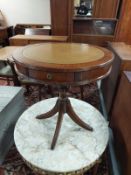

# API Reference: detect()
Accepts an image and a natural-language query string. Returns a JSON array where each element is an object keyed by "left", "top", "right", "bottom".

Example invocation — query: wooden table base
[{"left": 36, "top": 89, "right": 93, "bottom": 150}]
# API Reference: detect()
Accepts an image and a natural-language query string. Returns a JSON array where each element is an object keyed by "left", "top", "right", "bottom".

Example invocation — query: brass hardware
[{"left": 47, "top": 73, "right": 53, "bottom": 80}]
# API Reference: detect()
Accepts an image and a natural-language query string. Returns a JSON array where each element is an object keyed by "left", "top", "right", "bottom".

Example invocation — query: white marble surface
[{"left": 14, "top": 98, "right": 109, "bottom": 174}]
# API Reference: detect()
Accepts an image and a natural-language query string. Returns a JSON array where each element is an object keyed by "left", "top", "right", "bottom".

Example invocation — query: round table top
[
  {"left": 14, "top": 98, "right": 109, "bottom": 175},
  {"left": 13, "top": 43, "right": 113, "bottom": 72}
]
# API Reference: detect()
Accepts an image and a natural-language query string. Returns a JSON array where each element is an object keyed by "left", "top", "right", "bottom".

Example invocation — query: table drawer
[{"left": 29, "top": 70, "right": 74, "bottom": 84}]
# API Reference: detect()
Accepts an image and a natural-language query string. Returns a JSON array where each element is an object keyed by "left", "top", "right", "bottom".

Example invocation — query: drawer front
[
  {"left": 28, "top": 40, "right": 44, "bottom": 44},
  {"left": 29, "top": 69, "right": 75, "bottom": 84},
  {"left": 16, "top": 63, "right": 112, "bottom": 85},
  {"left": 10, "top": 39, "right": 28, "bottom": 46},
  {"left": 16, "top": 64, "right": 75, "bottom": 84}
]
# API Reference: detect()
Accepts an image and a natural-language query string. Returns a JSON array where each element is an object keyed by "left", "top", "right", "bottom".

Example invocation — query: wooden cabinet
[
  {"left": 116, "top": 0, "right": 131, "bottom": 44},
  {"left": 14, "top": 23, "right": 51, "bottom": 35},
  {"left": 9, "top": 35, "right": 68, "bottom": 46},
  {"left": 51, "top": 0, "right": 131, "bottom": 45},
  {"left": 110, "top": 71, "right": 131, "bottom": 175},
  {"left": 93, "top": 0, "right": 120, "bottom": 18},
  {"left": 70, "top": 0, "right": 122, "bottom": 46},
  {"left": 0, "top": 26, "right": 13, "bottom": 46},
  {"left": 101, "top": 42, "right": 131, "bottom": 114},
  {"left": 50, "top": 0, "right": 70, "bottom": 36}
]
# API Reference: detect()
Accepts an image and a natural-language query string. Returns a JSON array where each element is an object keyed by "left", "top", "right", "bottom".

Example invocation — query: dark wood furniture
[
  {"left": 50, "top": 0, "right": 69, "bottom": 36},
  {"left": 14, "top": 23, "right": 51, "bottom": 35},
  {"left": 50, "top": 0, "right": 131, "bottom": 45},
  {"left": 101, "top": 42, "right": 131, "bottom": 114},
  {"left": 110, "top": 71, "right": 131, "bottom": 175},
  {"left": 0, "top": 86, "right": 26, "bottom": 164},
  {"left": 116, "top": 0, "right": 131, "bottom": 44},
  {"left": 12, "top": 42, "right": 113, "bottom": 149},
  {"left": 25, "top": 28, "right": 51, "bottom": 35},
  {"left": 0, "top": 26, "right": 13, "bottom": 46},
  {"left": 50, "top": 0, "right": 122, "bottom": 46},
  {"left": 9, "top": 35, "right": 68, "bottom": 46}
]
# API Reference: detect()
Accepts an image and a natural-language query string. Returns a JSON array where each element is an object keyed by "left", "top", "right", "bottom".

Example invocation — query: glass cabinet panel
[
  {"left": 73, "top": 19, "right": 117, "bottom": 35},
  {"left": 74, "top": 0, "right": 94, "bottom": 17}
]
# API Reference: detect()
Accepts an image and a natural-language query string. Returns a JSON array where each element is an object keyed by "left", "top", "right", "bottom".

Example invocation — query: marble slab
[
  {"left": 14, "top": 98, "right": 109, "bottom": 175},
  {"left": 0, "top": 86, "right": 24, "bottom": 113},
  {"left": 0, "top": 86, "right": 26, "bottom": 164}
]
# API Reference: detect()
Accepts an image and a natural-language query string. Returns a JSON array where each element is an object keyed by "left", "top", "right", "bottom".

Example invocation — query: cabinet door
[
  {"left": 116, "top": 0, "right": 131, "bottom": 44},
  {"left": 50, "top": 0, "right": 70, "bottom": 35},
  {"left": 93, "top": 0, "right": 120, "bottom": 18}
]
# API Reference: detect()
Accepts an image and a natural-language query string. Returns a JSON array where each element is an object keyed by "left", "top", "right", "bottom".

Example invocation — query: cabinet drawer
[{"left": 10, "top": 39, "right": 28, "bottom": 46}]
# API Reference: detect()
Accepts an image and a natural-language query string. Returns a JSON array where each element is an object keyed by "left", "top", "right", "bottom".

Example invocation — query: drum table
[{"left": 13, "top": 43, "right": 113, "bottom": 149}]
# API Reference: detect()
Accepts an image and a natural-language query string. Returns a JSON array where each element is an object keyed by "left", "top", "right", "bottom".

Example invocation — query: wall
[{"left": 0, "top": 0, "right": 51, "bottom": 26}]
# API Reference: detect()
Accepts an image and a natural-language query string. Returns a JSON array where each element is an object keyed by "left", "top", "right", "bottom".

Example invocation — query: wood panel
[
  {"left": 110, "top": 71, "right": 131, "bottom": 175},
  {"left": 93, "top": 0, "right": 120, "bottom": 18},
  {"left": 116, "top": 0, "right": 131, "bottom": 44},
  {"left": 101, "top": 42, "right": 131, "bottom": 114},
  {"left": 9, "top": 35, "right": 68, "bottom": 46},
  {"left": 72, "top": 34, "right": 114, "bottom": 46},
  {"left": 50, "top": 0, "right": 70, "bottom": 36}
]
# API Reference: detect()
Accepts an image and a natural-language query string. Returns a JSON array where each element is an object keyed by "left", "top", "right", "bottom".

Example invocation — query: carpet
[{"left": 0, "top": 81, "right": 109, "bottom": 175}]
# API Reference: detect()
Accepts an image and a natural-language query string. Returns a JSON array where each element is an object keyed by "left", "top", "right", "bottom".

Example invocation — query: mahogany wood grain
[
  {"left": 110, "top": 71, "right": 131, "bottom": 175},
  {"left": 93, "top": 0, "right": 120, "bottom": 18},
  {"left": 50, "top": 0, "right": 70, "bottom": 36},
  {"left": 9, "top": 35, "right": 68, "bottom": 46},
  {"left": 12, "top": 43, "right": 114, "bottom": 85},
  {"left": 116, "top": 0, "right": 131, "bottom": 44},
  {"left": 12, "top": 42, "right": 113, "bottom": 149},
  {"left": 101, "top": 42, "right": 131, "bottom": 114},
  {"left": 72, "top": 34, "right": 114, "bottom": 46},
  {"left": 50, "top": 0, "right": 126, "bottom": 46}
]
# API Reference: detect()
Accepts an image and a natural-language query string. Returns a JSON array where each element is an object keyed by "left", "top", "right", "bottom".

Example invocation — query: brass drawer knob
[{"left": 47, "top": 73, "right": 53, "bottom": 80}]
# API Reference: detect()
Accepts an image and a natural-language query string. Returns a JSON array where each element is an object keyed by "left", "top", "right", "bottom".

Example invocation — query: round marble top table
[{"left": 14, "top": 98, "right": 109, "bottom": 175}]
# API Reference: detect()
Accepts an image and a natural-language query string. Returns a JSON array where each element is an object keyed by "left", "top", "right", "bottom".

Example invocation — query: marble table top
[{"left": 14, "top": 98, "right": 109, "bottom": 175}]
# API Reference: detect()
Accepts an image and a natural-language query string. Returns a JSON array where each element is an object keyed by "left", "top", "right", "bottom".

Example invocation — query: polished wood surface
[
  {"left": 93, "top": 0, "right": 120, "bottom": 18},
  {"left": 116, "top": 0, "right": 131, "bottom": 44},
  {"left": 50, "top": 0, "right": 70, "bottom": 36},
  {"left": 111, "top": 71, "right": 131, "bottom": 175},
  {"left": 0, "top": 46, "right": 22, "bottom": 61},
  {"left": 50, "top": 0, "right": 123, "bottom": 45},
  {"left": 50, "top": 0, "right": 131, "bottom": 45},
  {"left": 101, "top": 42, "right": 131, "bottom": 114},
  {"left": 72, "top": 34, "right": 114, "bottom": 47},
  {"left": 12, "top": 42, "right": 113, "bottom": 149},
  {"left": 13, "top": 43, "right": 114, "bottom": 85},
  {"left": 108, "top": 42, "right": 131, "bottom": 70},
  {"left": 16, "top": 43, "right": 104, "bottom": 64},
  {"left": 9, "top": 35, "right": 68, "bottom": 46}
]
